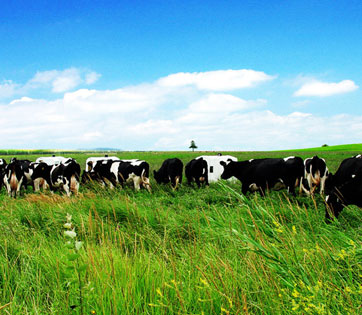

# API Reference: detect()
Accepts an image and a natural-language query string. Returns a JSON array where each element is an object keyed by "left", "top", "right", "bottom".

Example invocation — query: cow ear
[{"left": 220, "top": 161, "right": 226, "bottom": 167}]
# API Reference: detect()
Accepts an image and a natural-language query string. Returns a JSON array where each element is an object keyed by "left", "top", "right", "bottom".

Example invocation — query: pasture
[{"left": 0, "top": 150, "right": 361, "bottom": 314}]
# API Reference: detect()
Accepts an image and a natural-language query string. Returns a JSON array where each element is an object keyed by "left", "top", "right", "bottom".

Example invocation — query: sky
[{"left": 0, "top": 0, "right": 362, "bottom": 151}]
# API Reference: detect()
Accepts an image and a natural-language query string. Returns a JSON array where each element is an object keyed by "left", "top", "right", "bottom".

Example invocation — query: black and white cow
[
  {"left": 3, "top": 160, "right": 25, "bottom": 197},
  {"left": 300, "top": 156, "right": 329, "bottom": 195},
  {"left": 9, "top": 158, "right": 47, "bottom": 192},
  {"left": 87, "top": 159, "right": 151, "bottom": 192},
  {"left": 324, "top": 154, "right": 362, "bottom": 220},
  {"left": 117, "top": 159, "right": 151, "bottom": 192},
  {"left": 185, "top": 157, "right": 209, "bottom": 187},
  {"left": 153, "top": 158, "right": 183, "bottom": 189},
  {"left": 0, "top": 158, "right": 7, "bottom": 191},
  {"left": 220, "top": 156, "right": 304, "bottom": 196},
  {"left": 31, "top": 159, "right": 81, "bottom": 196}
]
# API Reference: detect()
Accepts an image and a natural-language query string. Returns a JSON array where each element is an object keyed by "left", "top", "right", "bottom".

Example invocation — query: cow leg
[
  {"left": 34, "top": 178, "right": 41, "bottom": 192},
  {"left": 133, "top": 176, "right": 141, "bottom": 191},
  {"left": 195, "top": 178, "right": 201, "bottom": 188},
  {"left": 17, "top": 178, "right": 23, "bottom": 196},
  {"left": 63, "top": 180, "right": 71, "bottom": 197},
  {"left": 320, "top": 176, "right": 327, "bottom": 195}
]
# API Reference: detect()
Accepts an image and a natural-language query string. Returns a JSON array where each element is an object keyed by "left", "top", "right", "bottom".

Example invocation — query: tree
[{"left": 189, "top": 140, "right": 198, "bottom": 152}]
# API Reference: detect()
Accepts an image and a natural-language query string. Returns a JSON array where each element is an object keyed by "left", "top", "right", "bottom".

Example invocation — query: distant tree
[
  {"left": 189, "top": 140, "right": 198, "bottom": 152},
  {"left": 322, "top": 144, "right": 329, "bottom": 147}
]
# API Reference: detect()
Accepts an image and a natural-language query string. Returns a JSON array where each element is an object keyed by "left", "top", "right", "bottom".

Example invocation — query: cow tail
[
  {"left": 312, "top": 170, "right": 321, "bottom": 185},
  {"left": 70, "top": 175, "right": 77, "bottom": 194}
]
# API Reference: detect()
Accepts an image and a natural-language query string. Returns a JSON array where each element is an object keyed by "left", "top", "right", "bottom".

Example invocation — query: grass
[{"left": 0, "top": 150, "right": 361, "bottom": 314}]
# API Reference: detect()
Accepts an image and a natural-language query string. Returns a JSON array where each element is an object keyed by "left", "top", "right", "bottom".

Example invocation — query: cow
[
  {"left": 324, "top": 154, "right": 362, "bottom": 221},
  {"left": 3, "top": 160, "right": 25, "bottom": 197},
  {"left": 153, "top": 158, "right": 183, "bottom": 189},
  {"left": 0, "top": 158, "right": 7, "bottom": 191},
  {"left": 117, "top": 159, "right": 151, "bottom": 192},
  {"left": 85, "top": 156, "right": 120, "bottom": 172},
  {"left": 87, "top": 159, "right": 151, "bottom": 192},
  {"left": 86, "top": 159, "right": 118, "bottom": 188},
  {"left": 300, "top": 156, "right": 329, "bottom": 195},
  {"left": 31, "top": 159, "right": 81, "bottom": 196},
  {"left": 185, "top": 157, "right": 209, "bottom": 187},
  {"left": 220, "top": 156, "right": 304, "bottom": 196},
  {"left": 8, "top": 158, "right": 47, "bottom": 192}
]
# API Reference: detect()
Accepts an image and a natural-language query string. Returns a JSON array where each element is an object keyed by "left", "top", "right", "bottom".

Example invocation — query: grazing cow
[
  {"left": 117, "top": 159, "right": 151, "bottom": 192},
  {"left": 87, "top": 159, "right": 118, "bottom": 188},
  {"left": 81, "top": 156, "right": 121, "bottom": 185},
  {"left": 324, "top": 155, "right": 362, "bottom": 220},
  {"left": 220, "top": 156, "right": 304, "bottom": 196},
  {"left": 85, "top": 156, "right": 120, "bottom": 172},
  {"left": 31, "top": 159, "right": 81, "bottom": 196},
  {"left": 153, "top": 158, "right": 183, "bottom": 189},
  {"left": 185, "top": 157, "right": 209, "bottom": 187},
  {"left": 0, "top": 158, "right": 7, "bottom": 191},
  {"left": 87, "top": 159, "right": 151, "bottom": 192},
  {"left": 3, "top": 160, "right": 25, "bottom": 197},
  {"left": 300, "top": 156, "right": 329, "bottom": 195},
  {"left": 9, "top": 158, "right": 46, "bottom": 191}
]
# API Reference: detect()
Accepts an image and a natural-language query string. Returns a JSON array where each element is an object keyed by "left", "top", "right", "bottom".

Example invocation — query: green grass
[
  {"left": 283, "top": 143, "right": 362, "bottom": 152},
  {"left": 0, "top": 151, "right": 361, "bottom": 314}
]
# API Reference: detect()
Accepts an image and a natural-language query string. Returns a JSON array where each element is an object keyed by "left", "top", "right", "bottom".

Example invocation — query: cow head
[
  {"left": 325, "top": 193, "right": 344, "bottom": 221},
  {"left": 153, "top": 170, "right": 161, "bottom": 184},
  {"left": 220, "top": 160, "right": 235, "bottom": 180}
]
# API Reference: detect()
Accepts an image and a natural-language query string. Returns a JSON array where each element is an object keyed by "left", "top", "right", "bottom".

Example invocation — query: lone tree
[{"left": 189, "top": 140, "right": 198, "bottom": 152}]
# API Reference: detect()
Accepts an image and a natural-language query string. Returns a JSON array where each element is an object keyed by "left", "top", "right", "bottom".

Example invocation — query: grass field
[{"left": 0, "top": 150, "right": 361, "bottom": 314}]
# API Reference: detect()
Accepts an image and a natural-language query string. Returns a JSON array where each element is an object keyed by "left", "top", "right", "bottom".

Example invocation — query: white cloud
[
  {"left": 0, "top": 80, "right": 19, "bottom": 98},
  {"left": 294, "top": 79, "right": 358, "bottom": 97},
  {"left": 0, "top": 68, "right": 101, "bottom": 100},
  {"left": 28, "top": 68, "right": 100, "bottom": 93},
  {"left": 1, "top": 69, "right": 361, "bottom": 150},
  {"left": 157, "top": 69, "right": 275, "bottom": 91},
  {"left": 85, "top": 72, "right": 101, "bottom": 85}
]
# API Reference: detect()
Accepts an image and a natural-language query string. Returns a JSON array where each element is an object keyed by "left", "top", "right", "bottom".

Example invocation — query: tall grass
[
  {"left": 0, "top": 177, "right": 361, "bottom": 314},
  {"left": 0, "top": 150, "right": 361, "bottom": 313}
]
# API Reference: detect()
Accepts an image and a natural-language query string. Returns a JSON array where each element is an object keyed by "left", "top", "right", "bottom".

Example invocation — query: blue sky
[{"left": 1, "top": 0, "right": 361, "bottom": 150}]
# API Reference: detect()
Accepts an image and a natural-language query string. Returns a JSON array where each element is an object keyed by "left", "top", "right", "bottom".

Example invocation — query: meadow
[{"left": 0, "top": 149, "right": 361, "bottom": 314}]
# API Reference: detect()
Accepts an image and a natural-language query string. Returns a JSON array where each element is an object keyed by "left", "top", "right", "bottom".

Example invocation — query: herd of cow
[{"left": 1, "top": 153, "right": 362, "bottom": 221}]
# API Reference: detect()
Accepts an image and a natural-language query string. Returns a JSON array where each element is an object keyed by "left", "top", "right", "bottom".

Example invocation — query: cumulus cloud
[
  {"left": 1, "top": 68, "right": 360, "bottom": 150},
  {"left": 0, "top": 80, "right": 19, "bottom": 98},
  {"left": 294, "top": 79, "right": 358, "bottom": 97},
  {"left": 157, "top": 69, "right": 275, "bottom": 91},
  {"left": 27, "top": 68, "right": 101, "bottom": 93},
  {"left": 0, "top": 68, "right": 101, "bottom": 100}
]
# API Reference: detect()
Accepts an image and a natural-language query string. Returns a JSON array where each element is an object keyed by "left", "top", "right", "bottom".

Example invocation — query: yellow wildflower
[
  {"left": 200, "top": 278, "right": 209, "bottom": 286},
  {"left": 156, "top": 288, "right": 163, "bottom": 297}
]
